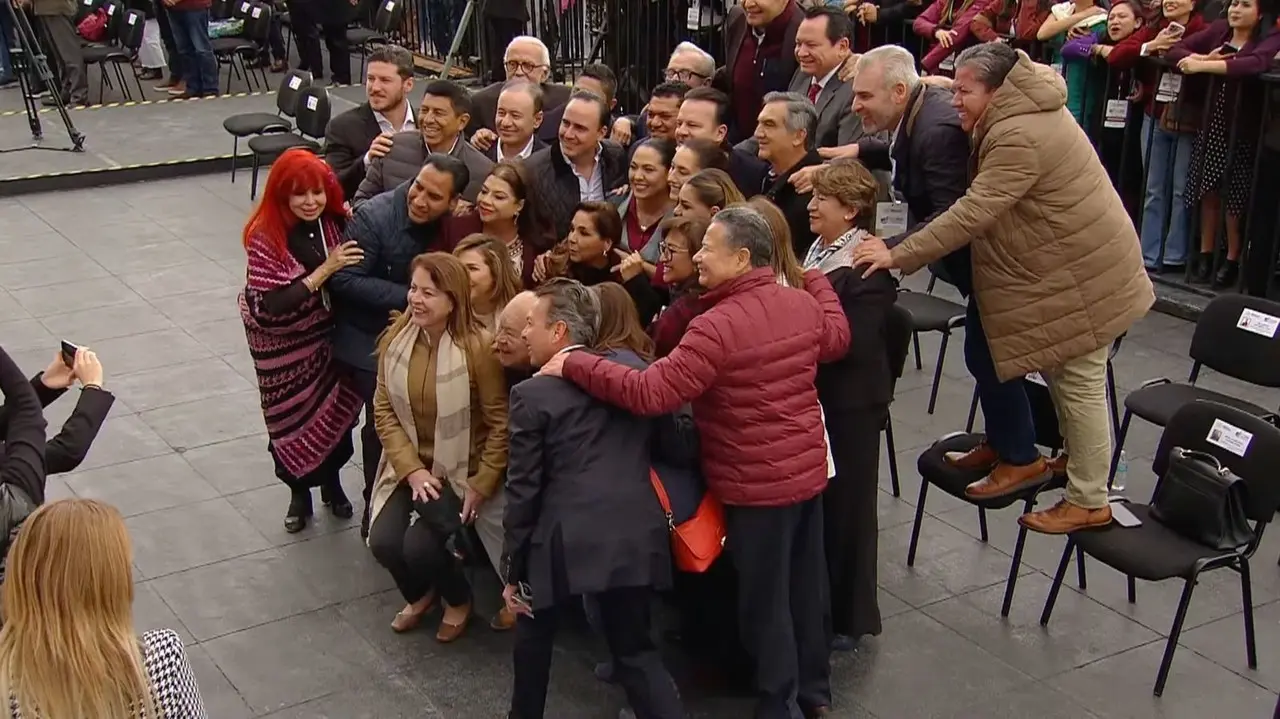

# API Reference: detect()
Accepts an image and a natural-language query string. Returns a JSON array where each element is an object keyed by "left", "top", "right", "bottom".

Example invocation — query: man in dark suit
[
  {"left": 530, "top": 63, "right": 617, "bottom": 146},
  {"left": 758, "top": 92, "right": 825, "bottom": 257},
  {"left": 328, "top": 155, "right": 470, "bottom": 537},
  {"left": 501, "top": 278, "right": 683, "bottom": 719},
  {"left": 479, "top": 80, "right": 548, "bottom": 163},
  {"left": 719, "top": 0, "right": 803, "bottom": 143},
  {"left": 324, "top": 45, "right": 417, "bottom": 200},
  {"left": 675, "top": 87, "right": 770, "bottom": 198},
  {"left": 848, "top": 45, "right": 1044, "bottom": 498},
  {"left": 466, "top": 36, "right": 572, "bottom": 138}
]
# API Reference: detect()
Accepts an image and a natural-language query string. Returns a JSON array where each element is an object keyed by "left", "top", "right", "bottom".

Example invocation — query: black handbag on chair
[{"left": 1149, "top": 447, "right": 1254, "bottom": 551}]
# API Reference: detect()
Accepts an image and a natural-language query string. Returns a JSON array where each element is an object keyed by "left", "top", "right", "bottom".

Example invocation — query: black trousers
[
  {"left": 34, "top": 14, "right": 86, "bottom": 101},
  {"left": 368, "top": 481, "right": 471, "bottom": 606},
  {"left": 823, "top": 406, "right": 886, "bottom": 640},
  {"left": 347, "top": 366, "right": 382, "bottom": 507},
  {"left": 480, "top": 15, "right": 523, "bottom": 82},
  {"left": 510, "top": 587, "right": 683, "bottom": 719},
  {"left": 154, "top": 1, "right": 182, "bottom": 80},
  {"left": 285, "top": 0, "right": 350, "bottom": 83},
  {"left": 726, "top": 497, "right": 831, "bottom": 719}
]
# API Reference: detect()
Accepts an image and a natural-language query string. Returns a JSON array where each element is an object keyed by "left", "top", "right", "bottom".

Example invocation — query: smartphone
[
  {"left": 1167, "top": 21, "right": 1185, "bottom": 36},
  {"left": 60, "top": 340, "right": 80, "bottom": 367}
]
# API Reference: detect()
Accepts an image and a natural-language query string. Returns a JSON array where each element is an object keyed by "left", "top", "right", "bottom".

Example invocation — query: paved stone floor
[{"left": 1, "top": 175, "right": 1279, "bottom": 718}]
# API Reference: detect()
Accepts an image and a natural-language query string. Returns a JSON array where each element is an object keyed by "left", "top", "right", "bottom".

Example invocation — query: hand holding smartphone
[{"left": 60, "top": 340, "right": 80, "bottom": 368}]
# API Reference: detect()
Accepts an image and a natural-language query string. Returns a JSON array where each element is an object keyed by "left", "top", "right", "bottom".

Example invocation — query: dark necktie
[{"left": 807, "top": 81, "right": 821, "bottom": 105}]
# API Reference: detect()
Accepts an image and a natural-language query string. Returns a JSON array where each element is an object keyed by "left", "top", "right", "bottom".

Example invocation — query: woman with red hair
[{"left": 239, "top": 148, "right": 366, "bottom": 533}]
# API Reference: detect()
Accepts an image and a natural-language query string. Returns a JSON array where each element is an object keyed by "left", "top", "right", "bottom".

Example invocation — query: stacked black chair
[
  {"left": 223, "top": 69, "right": 313, "bottom": 183},
  {"left": 1040, "top": 401, "right": 1280, "bottom": 696},
  {"left": 908, "top": 375, "right": 1084, "bottom": 617},
  {"left": 247, "top": 84, "right": 331, "bottom": 199},
  {"left": 83, "top": 7, "right": 145, "bottom": 103},
  {"left": 346, "top": 0, "right": 406, "bottom": 80},
  {"left": 883, "top": 302, "right": 914, "bottom": 498},
  {"left": 1108, "top": 295, "right": 1280, "bottom": 487},
  {"left": 212, "top": 1, "right": 272, "bottom": 94},
  {"left": 894, "top": 271, "right": 966, "bottom": 415}
]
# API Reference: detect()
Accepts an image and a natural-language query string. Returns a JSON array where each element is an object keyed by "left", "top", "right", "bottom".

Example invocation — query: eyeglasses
[
  {"left": 505, "top": 60, "right": 548, "bottom": 75},
  {"left": 658, "top": 243, "right": 689, "bottom": 259},
  {"left": 665, "top": 68, "right": 708, "bottom": 83}
]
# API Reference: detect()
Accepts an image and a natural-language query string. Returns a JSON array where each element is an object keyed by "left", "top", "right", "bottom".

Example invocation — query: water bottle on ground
[{"left": 1112, "top": 451, "right": 1128, "bottom": 493}]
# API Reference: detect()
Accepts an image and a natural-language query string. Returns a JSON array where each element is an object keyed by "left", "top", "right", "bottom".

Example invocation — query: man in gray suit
[
  {"left": 737, "top": 6, "right": 868, "bottom": 155},
  {"left": 352, "top": 79, "right": 493, "bottom": 207}
]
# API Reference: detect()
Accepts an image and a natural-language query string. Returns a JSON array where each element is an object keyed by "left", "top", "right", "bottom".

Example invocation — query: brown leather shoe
[
  {"left": 944, "top": 441, "right": 998, "bottom": 471},
  {"left": 391, "top": 609, "right": 426, "bottom": 633},
  {"left": 436, "top": 604, "right": 472, "bottom": 643},
  {"left": 964, "top": 458, "right": 1050, "bottom": 500},
  {"left": 1018, "top": 499, "right": 1112, "bottom": 535},
  {"left": 489, "top": 606, "right": 516, "bottom": 631},
  {"left": 1047, "top": 454, "right": 1068, "bottom": 477}
]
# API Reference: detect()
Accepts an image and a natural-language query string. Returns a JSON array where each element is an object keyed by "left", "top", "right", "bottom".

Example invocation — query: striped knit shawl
[{"left": 239, "top": 218, "right": 362, "bottom": 478}]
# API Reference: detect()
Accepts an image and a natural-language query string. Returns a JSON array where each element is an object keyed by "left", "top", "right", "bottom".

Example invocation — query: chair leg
[
  {"left": 224, "top": 58, "right": 234, "bottom": 95},
  {"left": 977, "top": 507, "right": 989, "bottom": 543},
  {"left": 1039, "top": 538, "right": 1074, "bottom": 626},
  {"left": 1154, "top": 578, "right": 1197, "bottom": 697},
  {"left": 231, "top": 137, "right": 239, "bottom": 183},
  {"left": 912, "top": 330, "right": 922, "bottom": 371},
  {"left": 97, "top": 64, "right": 106, "bottom": 104},
  {"left": 927, "top": 330, "right": 950, "bottom": 414},
  {"left": 132, "top": 63, "right": 146, "bottom": 98},
  {"left": 965, "top": 385, "right": 979, "bottom": 433},
  {"left": 1106, "top": 363, "right": 1121, "bottom": 440},
  {"left": 885, "top": 414, "right": 900, "bottom": 498},
  {"left": 114, "top": 64, "right": 131, "bottom": 100},
  {"left": 1241, "top": 557, "right": 1258, "bottom": 670},
  {"left": 250, "top": 153, "right": 261, "bottom": 200},
  {"left": 1127, "top": 575, "right": 1136, "bottom": 603},
  {"left": 1075, "top": 545, "right": 1087, "bottom": 590},
  {"left": 1000, "top": 498, "right": 1036, "bottom": 617},
  {"left": 1107, "top": 409, "right": 1134, "bottom": 489},
  {"left": 906, "top": 478, "right": 929, "bottom": 567}
]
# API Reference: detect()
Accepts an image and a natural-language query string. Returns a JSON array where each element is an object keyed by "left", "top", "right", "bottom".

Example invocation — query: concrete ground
[{"left": 0, "top": 176, "right": 1277, "bottom": 718}]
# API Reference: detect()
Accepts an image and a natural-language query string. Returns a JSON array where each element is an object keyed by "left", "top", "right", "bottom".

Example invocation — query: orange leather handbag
[{"left": 649, "top": 468, "right": 726, "bottom": 573}]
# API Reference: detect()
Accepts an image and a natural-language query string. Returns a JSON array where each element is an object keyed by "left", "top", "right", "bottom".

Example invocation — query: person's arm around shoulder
[
  {"left": 891, "top": 123, "right": 1039, "bottom": 273},
  {"left": 468, "top": 344, "right": 509, "bottom": 499},
  {"left": 500, "top": 383, "right": 547, "bottom": 586},
  {"left": 0, "top": 346, "right": 46, "bottom": 506},
  {"left": 327, "top": 209, "right": 408, "bottom": 311},
  {"left": 886, "top": 118, "right": 971, "bottom": 249},
  {"left": 802, "top": 269, "right": 852, "bottom": 362},
  {"left": 45, "top": 350, "right": 114, "bottom": 475},
  {"left": 143, "top": 628, "right": 209, "bottom": 719}
]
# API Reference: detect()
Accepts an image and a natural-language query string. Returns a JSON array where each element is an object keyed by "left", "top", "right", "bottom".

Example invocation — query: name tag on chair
[
  {"left": 875, "top": 201, "right": 908, "bottom": 237},
  {"left": 1237, "top": 308, "right": 1279, "bottom": 338}
]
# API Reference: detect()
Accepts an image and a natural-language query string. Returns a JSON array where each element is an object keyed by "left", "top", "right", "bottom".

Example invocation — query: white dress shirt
[{"left": 363, "top": 105, "right": 416, "bottom": 166}]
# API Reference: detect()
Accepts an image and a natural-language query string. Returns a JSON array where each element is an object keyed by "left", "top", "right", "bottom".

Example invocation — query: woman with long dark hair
[
  {"left": 614, "top": 138, "right": 678, "bottom": 280},
  {"left": 239, "top": 148, "right": 364, "bottom": 533},
  {"left": 447, "top": 161, "right": 556, "bottom": 288},
  {"left": 553, "top": 202, "right": 665, "bottom": 326}
]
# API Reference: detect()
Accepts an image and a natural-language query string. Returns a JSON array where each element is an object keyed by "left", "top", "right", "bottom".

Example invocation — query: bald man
[{"left": 493, "top": 291, "right": 539, "bottom": 385}]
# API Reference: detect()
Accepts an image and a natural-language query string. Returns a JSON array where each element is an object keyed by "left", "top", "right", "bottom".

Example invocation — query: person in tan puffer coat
[{"left": 854, "top": 43, "right": 1154, "bottom": 535}]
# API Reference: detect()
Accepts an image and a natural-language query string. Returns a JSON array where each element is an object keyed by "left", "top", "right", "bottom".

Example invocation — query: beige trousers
[
  {"left": 1042, "top": 345, "right": 1112, "bottom": 509},
  {"left": 473, "top": 489, "right": 507, "bottom": 575}
]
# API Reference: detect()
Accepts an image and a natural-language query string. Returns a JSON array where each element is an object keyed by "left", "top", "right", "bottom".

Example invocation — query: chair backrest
[
  {"left": 1152, "top": 401, "right": 1280, "bottom": 523},
  {"left": 243, "top": 2, "right": 273, "bottom": 42},
  {"left": 885, "top": 302, "right": 913, "bottom": 388},
  {"left": 294, "top": 86, "right": 333, "bottom": 138},
  {"left": 101, "top": 0, "right": 124, "bottom": 42},
  {"left": 373, "top": 0, "right": 405, "bottom": 32},
  {"left": 1189, "top": 294, "right": 1280, "bottom": 388},
  {"left": 74, "top": 0, "right": 104, "bottom": 23},
  {"left": 276, "top": 70, "right": 313, "bottom": 117},
  {"left": 231, "top": 0, "right": 253, "bottom": 19},
  {"left": 117, "top": 9, "right": 145, "bottom": 52},
  {"left": 211, "top": 0, "right": 233, "bottom": 20}
]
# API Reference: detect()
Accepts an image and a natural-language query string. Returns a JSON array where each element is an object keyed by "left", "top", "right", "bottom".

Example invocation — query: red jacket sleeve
[
  {"left": 1105, "top": 25, "right": 1156, "bottom": 70},
  {"left": 803, "top": 270, "right": 852, "bottom": 363},
  {"left": 913, "top": 0, "right": 942, "bottom": 37},
  {"left": 950, "top": 0, "right": 996, "bottom": 47},
  {"left": 562, "top": 319, "right": 726, "bottom": 416}
]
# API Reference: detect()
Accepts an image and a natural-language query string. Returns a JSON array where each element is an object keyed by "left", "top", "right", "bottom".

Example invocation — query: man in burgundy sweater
[
  {"left": 719, "top": 0, "right": 804, "bottom": 143},
  {"left": 540, "top": 205, "right": 850, "bottom": 719}
]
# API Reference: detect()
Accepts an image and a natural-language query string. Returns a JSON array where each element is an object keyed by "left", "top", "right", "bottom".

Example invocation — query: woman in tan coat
[
  {"left": 368, "top": 252, "right": 509, "bottom": 641},
  {"left": 854, "top": 43, "right": 1153, "bottom": 535}
]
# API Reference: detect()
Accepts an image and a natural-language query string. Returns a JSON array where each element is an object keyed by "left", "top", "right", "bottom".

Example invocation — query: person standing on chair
[
  {"left": 18, "top": 0, "right": 87, "bottom": 106},
  {"left": 162, "top": 0, "right": 217, "bottom": 98},
  {"left": 852, "top": 43, "right": 1154, "bottom": 535}
]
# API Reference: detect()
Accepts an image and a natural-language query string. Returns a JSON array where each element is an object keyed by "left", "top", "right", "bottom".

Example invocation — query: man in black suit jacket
[
  {"left": 757, "top": 92, "right": 825, "bottom": 257},
  {"left": 465, "top": 36, "right": 572, "bottom": 138},
  {"left": 323, "top": 46, "right": 417, "bottom": 200},
  {"left": 501, "top": 279, "right": 684, "bottom": 719}
]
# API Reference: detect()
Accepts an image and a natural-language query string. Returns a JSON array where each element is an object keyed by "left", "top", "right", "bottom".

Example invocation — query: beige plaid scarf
[{"left": 367, "top": 319, "right": 473, "bottom": 536}]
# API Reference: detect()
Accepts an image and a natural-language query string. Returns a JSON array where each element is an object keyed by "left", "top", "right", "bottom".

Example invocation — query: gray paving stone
[
  {"left": 10, "top": 275, "right": 142, "bottom": 317},
  {"left": 125, "top": 497, "right": 272, "bottom": 578},
  {"left": 65, "top": 453, "right": 220, "bottom": 517},
  {"left": 179, "top": 434, "right": 277, "bottom": 496},
  {"left": 110, "top": 356, "right": 253, "bottom": 412},
  {"left": 0, "top": 254, "right": 111, "bottom": 291},
  {"left": 90, "top": 327, "right": 214, "bottom": 378},
  {"left": 39, "top": 300, "right": 177, "bottom": 344},
  {"left": 138, "top": 390, "right": 265, "bottom": 451}
]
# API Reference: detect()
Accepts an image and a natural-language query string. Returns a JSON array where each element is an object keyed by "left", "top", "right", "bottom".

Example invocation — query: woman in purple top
[{"left": 1168, "top": 0, "right": 1280, "bottom": 288}]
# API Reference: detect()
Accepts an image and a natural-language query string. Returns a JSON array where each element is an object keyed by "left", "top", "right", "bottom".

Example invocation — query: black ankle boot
[
  {"left": 284, "top": 488, "right": 314, "bottom": 533},
  {"left": 321, "top": 480, "right": 354, "bottom": 519},
  {"left": 1213, "top": 259, "right": 1239, "bottom": 289},
  {"left": 1191, "top": 252, "right": 1214, "bottom": 284}
]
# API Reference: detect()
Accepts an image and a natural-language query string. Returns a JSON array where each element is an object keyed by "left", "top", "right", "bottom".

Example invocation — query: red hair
[{"left": 241, "top": 148, "right": 346, "bottom": 255}]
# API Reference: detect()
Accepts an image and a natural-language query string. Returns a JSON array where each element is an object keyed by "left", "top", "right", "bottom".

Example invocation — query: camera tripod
[{"left": 0, "top": 0, "right": 86, "bottom": 154}]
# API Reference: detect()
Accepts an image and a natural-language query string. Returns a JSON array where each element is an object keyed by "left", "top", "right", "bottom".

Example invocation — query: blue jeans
[
  {"left": 964, "top": 300, "right": 1039, "bottom": 466},
  {"left": 1139, "top": 114, "right": 1193, "bottom": 268},
  {"left": 0, "top": 8, "right": 14, "bottom": 84},
  {"left": 169, "top": 8, "right": 216, "bottom": 94}
]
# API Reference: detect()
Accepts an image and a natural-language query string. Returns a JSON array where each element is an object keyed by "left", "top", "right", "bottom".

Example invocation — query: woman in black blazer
[
  {"left": 0, "top": 350, "right": 114, "bottom": 475},
  {"left": 804, "top": 161, "right": 897, "bottom": 650}
]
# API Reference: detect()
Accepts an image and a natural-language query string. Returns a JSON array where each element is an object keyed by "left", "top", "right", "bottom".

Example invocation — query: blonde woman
[
  {"left": 369, "top": 252, "right": 510, "bottom": 640},
  {"left": 0, "top": 499, "right": 206, "bottom": 718},
  {"left": 453, "top": 233, "right": 523, "bottom": 331},
  {"left": 744, "top": 196, "right": 805, "bottom": 288}
]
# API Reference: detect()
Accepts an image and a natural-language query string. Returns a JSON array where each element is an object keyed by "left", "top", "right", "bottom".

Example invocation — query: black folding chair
[
  {"left": 83, "top": 7, "right": 144, "bottom": 103},
  {"left": 1040, "top": 401, "right": 1280, "bottom": 696},
  {"left": 248, "top": 85, "right": 331, "bottom": 199},
  {"left": 894, "top": 271, "right": 966, "bottom": 415},
  {"left": 1109, "top": 295, "right": 1280, "bottom": 487},
  {"left": 346, "top": 0, "right": 406, "bottom": 80},
  {"left": 223, "top": 69, "right": 313, "bottom": 182},
  {"left": 883, "top": 302, "right": 913, "bottom": 497},
  {"left": 212, "top": 0, "right": 272, "bottom": 93},
  {"left": 908, "top": 375, "right": 1084, "bottom": 617}
]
